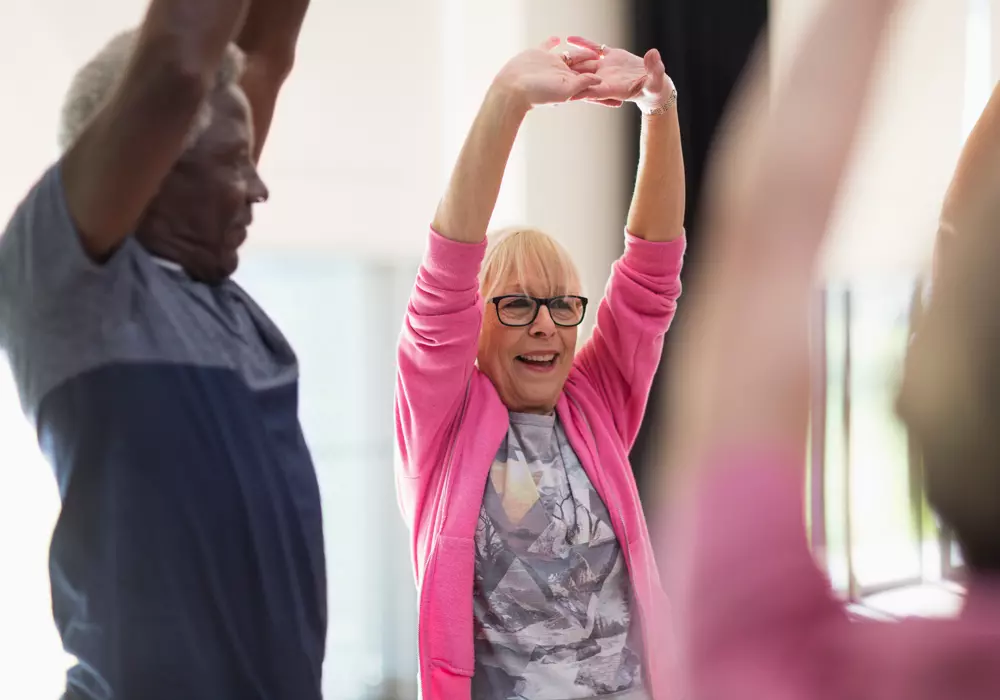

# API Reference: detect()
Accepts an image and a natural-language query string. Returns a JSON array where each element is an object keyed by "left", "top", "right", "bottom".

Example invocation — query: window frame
[{"left": 810, "top": 281, "right": 966, "bottom": 610}]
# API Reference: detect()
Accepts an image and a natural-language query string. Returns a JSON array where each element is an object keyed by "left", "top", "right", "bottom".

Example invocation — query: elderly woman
[{"left": 395, "top": 36, "right": 685, "bottom": 700}]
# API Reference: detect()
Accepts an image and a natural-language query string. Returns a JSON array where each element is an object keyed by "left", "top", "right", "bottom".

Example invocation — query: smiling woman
[
  {"left": 477, "top": 227, "right": 586, "bottom": 414},
  {"left": 394, "top": 35, "right": 686, "bottom": 700}
]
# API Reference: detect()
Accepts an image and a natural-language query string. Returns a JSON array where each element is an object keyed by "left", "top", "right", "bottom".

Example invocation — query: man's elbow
[
  {"left": 266, "top": 48, "right": 297, "bottom": 82},
  {"left": 131, "top": 32, "right": 219, "bottom": 107},
  {"left": 248, "top": 49, "right": 297, "bottom": 88}
]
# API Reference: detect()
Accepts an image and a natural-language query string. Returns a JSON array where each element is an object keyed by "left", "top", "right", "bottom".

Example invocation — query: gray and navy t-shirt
[
  {"left": 0, "top": 165, "right": 326, "bottom": 700},
  {"left": 472, "top": 412, "right": 647, "bottom": 700}
]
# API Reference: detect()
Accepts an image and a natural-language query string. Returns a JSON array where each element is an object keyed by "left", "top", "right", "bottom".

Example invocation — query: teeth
[{"left": 521, "top": 354, "right": 556, "bottom": 362}]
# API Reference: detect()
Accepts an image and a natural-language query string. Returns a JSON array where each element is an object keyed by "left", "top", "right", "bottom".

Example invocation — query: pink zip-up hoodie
[{"left": 395, "top": 228, "right": 686, "bottom": 699}]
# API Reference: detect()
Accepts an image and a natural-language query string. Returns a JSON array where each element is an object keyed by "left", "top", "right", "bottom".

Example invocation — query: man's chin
[
  {"left": 218, "top": 250, "right": 240, "bottom": 279},
  {"left": 187, "top": 253, "right": 238, "bottom": 285},
  {"left": 228, "top": 225, "right": 249, "bottom": 247}
]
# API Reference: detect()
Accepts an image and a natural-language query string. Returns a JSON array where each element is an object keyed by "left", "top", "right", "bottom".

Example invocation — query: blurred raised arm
[
  {"left": 933, "top": 81, "right": 1000, "bottom": 282},
  {"left": 659, "top": 0, "right": 900, "bottom": 697},
  {"left": 668, "top": 0, "right": 898, "bottom": 459},
  {"left": 941, "top": 81, "right": 1000, "bottom": 234}
]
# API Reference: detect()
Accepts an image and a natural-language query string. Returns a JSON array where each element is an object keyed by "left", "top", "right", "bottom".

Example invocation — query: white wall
[{"left": 770, "top": 0, "right": 969, "bottom": 281}]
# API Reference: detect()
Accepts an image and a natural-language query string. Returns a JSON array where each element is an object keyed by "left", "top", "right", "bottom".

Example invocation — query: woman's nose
[{"left": 529, "top": 306, "right": 557, "bottom": 336}]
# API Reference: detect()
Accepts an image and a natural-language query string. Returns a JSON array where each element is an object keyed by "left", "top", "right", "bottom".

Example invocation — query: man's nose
[{"left": 247, "top": 167, "right": 269, "bottom": 204}]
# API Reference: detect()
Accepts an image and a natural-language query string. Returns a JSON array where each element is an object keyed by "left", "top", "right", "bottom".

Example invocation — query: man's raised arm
[
  {"left": 235, "top": 0, "right": 310, "bottom": 163},
  {"left": 61, "top": 0, "right": 249, "bottom": 261}
]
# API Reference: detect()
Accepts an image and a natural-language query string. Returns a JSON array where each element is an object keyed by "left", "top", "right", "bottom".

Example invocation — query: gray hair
[{"left": 58, "top": 29, "right": 246, "bottom": 152}]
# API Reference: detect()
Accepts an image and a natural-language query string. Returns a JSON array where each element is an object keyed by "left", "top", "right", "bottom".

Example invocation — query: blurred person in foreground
[
  {"left": 658, "top": 0, "right": 1000, "bottom": 697},
  {"left": 395, "top": 36, "right": 685, "bottom": 700},
  {"left": 0, "top": 1, "right": 327, "bottom": 698}
]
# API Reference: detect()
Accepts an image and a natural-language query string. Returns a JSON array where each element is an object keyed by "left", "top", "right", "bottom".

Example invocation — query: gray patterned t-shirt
[{"left": 472, "top": 412, "right": 645, "bottom": 700}]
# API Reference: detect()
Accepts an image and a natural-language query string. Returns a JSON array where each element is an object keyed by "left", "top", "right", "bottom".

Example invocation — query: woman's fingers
[
  {"left": 560, "top": 46, "right": 600, "bottom": 69},
  {"left": 539, "top": 36, "right": 561, "bottom": 51},
  {"left": 566, "top": 35, "right": 603, "bottom": 54},
  {"left": 570, "top": 58, "right": 601, "bottom": 74}
]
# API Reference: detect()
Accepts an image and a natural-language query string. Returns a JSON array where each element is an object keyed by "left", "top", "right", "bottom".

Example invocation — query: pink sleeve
[
  {"left": 395, "top": 229, "right": 486, "bottom": 480},
  {"left": 573, "top": 231, "right": 685, "bottom": 447},
  {"left": 667, "top": 449, "right": 848, "bottom": 699}
]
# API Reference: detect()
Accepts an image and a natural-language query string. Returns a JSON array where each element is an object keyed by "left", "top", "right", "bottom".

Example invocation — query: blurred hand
[
  {"left": 493, "top": 37, "right": 603, "bottom": 109},
  {"left": 566, "top": 36, "right": 674, "bottom": 110}
]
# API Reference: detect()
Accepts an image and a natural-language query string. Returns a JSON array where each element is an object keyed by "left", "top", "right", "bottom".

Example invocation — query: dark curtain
[{"left": 627, "top": 0, "right": 768, "bottom": 501}]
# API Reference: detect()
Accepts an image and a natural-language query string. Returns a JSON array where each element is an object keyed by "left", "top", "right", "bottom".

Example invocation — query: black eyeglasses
[{"left": 489, "top": 294, "right": 589, "bottom": 328}]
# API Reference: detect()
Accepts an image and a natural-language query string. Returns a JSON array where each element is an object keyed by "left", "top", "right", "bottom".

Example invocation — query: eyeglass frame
[{"left": 488, "top": 294, "right": 589, "bottom": 328}]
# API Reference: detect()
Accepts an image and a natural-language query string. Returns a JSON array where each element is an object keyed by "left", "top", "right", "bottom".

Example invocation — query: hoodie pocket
[{"left": 425, "top": 535, "right": 476, "bottom": 677}]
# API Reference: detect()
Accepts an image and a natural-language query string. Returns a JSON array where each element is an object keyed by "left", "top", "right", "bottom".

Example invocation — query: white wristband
[{"left": 640, "top": 88, "right": 678, "bottom": 116}]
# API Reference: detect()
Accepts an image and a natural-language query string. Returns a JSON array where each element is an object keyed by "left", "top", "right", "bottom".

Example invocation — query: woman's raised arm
[
  {"left": 433, "top": 38, "right": 602, "bottom": 243},
  {"left": 568, "top": 40, "right": 687, "bottom": 445},
  {"left": 395, "top": 40, "right": 603, "bottom": 486}
]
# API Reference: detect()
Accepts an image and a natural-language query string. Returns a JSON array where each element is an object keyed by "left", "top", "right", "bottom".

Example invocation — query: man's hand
[
  {"left": 565, "top": 36, "right": 674, "bottom": 111},
  {"left": 492, "top": 37, "right": 604, "bottom": 112}
]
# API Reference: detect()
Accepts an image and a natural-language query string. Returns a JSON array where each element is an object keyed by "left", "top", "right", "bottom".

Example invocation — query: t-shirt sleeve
[
  {"left": 0, "top": 162, "right": 141, "bottom": 346},
  {"left": 0, "top": 162, "right": 143, "bottom": 413}
]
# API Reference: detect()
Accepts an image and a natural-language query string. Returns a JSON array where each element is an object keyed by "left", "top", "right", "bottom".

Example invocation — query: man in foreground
[{"left": 0, "top": 1, "right": 324, "bottom": 698}]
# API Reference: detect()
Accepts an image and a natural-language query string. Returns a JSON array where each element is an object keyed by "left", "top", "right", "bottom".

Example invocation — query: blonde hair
[{"left": 480, "top": 227, "right": 582, "bottom": 301}]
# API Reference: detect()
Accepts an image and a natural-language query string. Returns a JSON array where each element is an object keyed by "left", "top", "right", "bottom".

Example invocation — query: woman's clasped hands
[{"left": 492, "top": 35, "right": 675, "bottom": 113}]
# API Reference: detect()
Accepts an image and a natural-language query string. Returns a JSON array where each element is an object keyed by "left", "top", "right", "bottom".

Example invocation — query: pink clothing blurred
[
  {"left": 672, "top": 451, "right": 1000, "bottom": 700},
  {"left": 395, "top": 228, "right": 686, "bottom": 699}
]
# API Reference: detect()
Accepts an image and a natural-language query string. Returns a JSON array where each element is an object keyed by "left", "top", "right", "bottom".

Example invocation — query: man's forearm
[
  {"left": 236, "top": 0, "right": 310, "bottom": 68},
  {"left": 626, "top": 107, "right": 686, "bottom": 242},
  {"left": 235, "top": 0, "right": 310, "bottom": 161}
]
